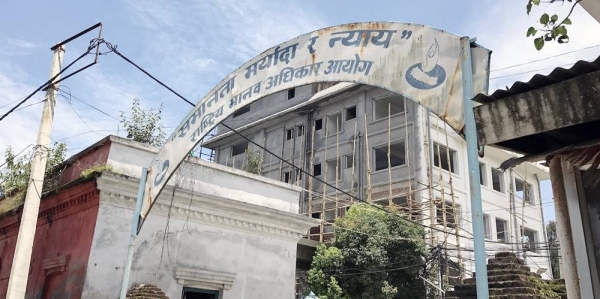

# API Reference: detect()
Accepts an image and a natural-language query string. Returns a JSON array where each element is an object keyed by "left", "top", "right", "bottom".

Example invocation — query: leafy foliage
[
  {"left": 80, "top": 163, "right": 115, "bottom": 178},
  {"left": 546, "top": 221, "right": 561, "bottom": 278},
  {"left": 0, "top": 143, "right": 67, "bottom": 199},
  {"left": 120, "top": 98, "right": 166, "bottom": 147},
  {"left": 526, "top": 0, "right": 579, "bottom": 50},
  {"left": 242, "top": 149, "right": 264, "bottom": 175},
  {"left": 308, "top": 204, "right": 428, "bottom": 299}
]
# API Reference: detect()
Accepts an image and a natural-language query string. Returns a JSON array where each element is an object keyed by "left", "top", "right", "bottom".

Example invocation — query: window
[
  {"left": 436, "top": 201, "right": 459, "bottom": 228},
  {"left": 326, "top": 112, "right": 342, "bottom": 134},
  {"left": 373, "top": 94, "right": 405, "bottom": 120},
  {"left": 232, "top": 105, "right": 250, "bottom": 117},
  {"left": 392, "top": 196, "right": 407, "bottom": 207},
  {"left": 523, "top": 228, "right": 538, "bottom": 253},
  {"left": 344, "top": 154, "right": 354, "bottom": 169},
  {"left": 496, "top": 218, "right": 508, "bottom": 243},
  {"left": 283, "top": 171, "right": 291, "bottom": 183},
  {"left": 314, "top": 118, "right": 323, "bottom": 131},
  {"left": 326, "top": 158, "right": 342, "bottom": 181},
  {"left": 483, "top": 214, "right": 491, "bottom": 239},
  {"left": 313, "top": 163, "right": 322, "bottom": 176},
  {"left": 288, "top": 88, "right": 296, "bottom": 99},
  {"left": 515, "top": 179, "right": 534, "bottom": 204},
  {"left": 433, "top": 142, "right": 457, "bottom": 173},
  {"left": 231, "top": 141, "right": 248, "bottom": 156},
  {"left": 491, "top": 168, "right": 504, "bottom": 193},
  {"left": 346, "top": 106, "right": 357, "bottom": 120},
  {"left": 373, "top": 141, "right": 406, "bottom": 171},
  {"left": 286, "top": 128, "right": 294, "bottom": 141},
  {"left": 311, "top": 212, "right": 321, "bottom": 219},
  {"left": 182, "top": 287, "right": 219, "bottom": 299},
  {"left": 479, "top": 163, "right": 487, "bottom": 186},
  {"left": 297, "top": 125, "right": 305, "bottom": 137}
]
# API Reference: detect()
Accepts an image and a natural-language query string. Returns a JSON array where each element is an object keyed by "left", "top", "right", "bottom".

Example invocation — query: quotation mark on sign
[{"left": 401, "top": 30, "right": 412, "bottom": 40}]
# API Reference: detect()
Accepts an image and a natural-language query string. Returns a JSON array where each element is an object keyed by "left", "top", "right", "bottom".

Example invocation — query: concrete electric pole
[{"left": 6, "top": 45, "right": 64, "bottom": 299}]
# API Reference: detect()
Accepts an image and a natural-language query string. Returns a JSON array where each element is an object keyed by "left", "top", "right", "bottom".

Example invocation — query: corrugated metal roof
[{"left": 474, "top": 54, "right": 600, "bottom": 104}]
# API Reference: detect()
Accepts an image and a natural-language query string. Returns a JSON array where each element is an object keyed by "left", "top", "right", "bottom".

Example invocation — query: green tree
[
  {"left": 120, "top": 98, "right": 166, "bottom": 147},
  {"left": 547, "top": 220, "right": 561, "bottom": 278},
  {"left": 0, "top": 143, "right": 67, "bottom": 198},
  {"left": 308, "top": 204, "right": 428, "bottom": 299},
  {"left": 526, "top": 0, "right": 579, "bottom": 50}
]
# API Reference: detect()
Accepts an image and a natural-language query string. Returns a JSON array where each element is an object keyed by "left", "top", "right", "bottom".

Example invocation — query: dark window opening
[
  {"left": 479, "top": 163, "right": 487, "bottom": 186},
  {"left": 286, "top": 128, "right": 294, "bottom": 141},
  {"left": 515, "top": 179, "right": 533, "bottom": 204},
  {"left": 433, "top": 142, "right": 457, "bottom": 173},
  {"left": 182, "top": 287, "right": 219, "bottom": 299},
  {"left": 496, "top": 219, "right": 507, "bottom": 243},
  {"left": 492, "top": 168, "right": 504, "bottom": 192},
  {"left": 313, "top": 163, "right": 322, "bottom": 176},
  {"left": 344, "top": 154, "right": 354, "bottom": 169},
  {"left": 232, "top": 105, "right": 250, "bottom": 118},
  {"left": 373, "top": 94, "right": 405, "bottom": 120},
  {"left": 231, "top": 141, "right": 248, "bottom": 156},
  {"left": 312, "top": 212, "right": 321, "bottom": 219},
  {"left": 346, "top": 106, "right": 357, "bottom": 120},
  {"left": 283, "top": 171, "right": 291, "bottom": 183},
  {"left": 374, "top": 142, "right": 406, "bottom": 171},
  {"left": 314, "top": 118, "right": 323, "bottom": 131},
  {"left": 297, "top": 125, "right": 305, "bottom": 137},
  {"left": 288, "top": 88, "right": 296, "bottom": 99},
  {"left": 523, "top": 228, "right": 538, "bottom": 253},
  {"left": 436, "top": 201, "right": 458, "bottom": 229},
  {"left": 326, "top": 112, "right": 342, "bottom": 134}
]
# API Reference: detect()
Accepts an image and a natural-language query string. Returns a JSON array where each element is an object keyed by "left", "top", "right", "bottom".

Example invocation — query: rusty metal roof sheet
[{"left": 474, "top": 54, "right": 600, "bottom": 104}]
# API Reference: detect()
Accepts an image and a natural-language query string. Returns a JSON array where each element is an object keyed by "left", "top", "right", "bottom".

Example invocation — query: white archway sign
[
  {"left": 124, "top": 21, "right": 492, "bottom": 299},
  {"left": 141, "top": 22, "right": 490, "bottom": 220}
]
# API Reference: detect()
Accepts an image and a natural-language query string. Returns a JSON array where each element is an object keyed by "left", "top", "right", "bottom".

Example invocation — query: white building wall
[{"left": 81, "top": 137, "right": 318, "bottom": 299}]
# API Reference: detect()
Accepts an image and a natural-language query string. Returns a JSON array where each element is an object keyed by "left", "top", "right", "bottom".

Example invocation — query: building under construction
[{"left": 202, "top": 82, "right": 552, "bottom": 290}]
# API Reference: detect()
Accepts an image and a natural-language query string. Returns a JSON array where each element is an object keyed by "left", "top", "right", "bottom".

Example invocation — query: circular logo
[
  {"left": 405, "top": 63, "right": 446, "bottom": 90},
  {"left": 153, "top": 159, "right": 170, "bottom": 186}
]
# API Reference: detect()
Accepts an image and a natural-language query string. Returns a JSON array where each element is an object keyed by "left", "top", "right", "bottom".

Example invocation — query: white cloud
[{"left": 6, "top": 38, "right": 38, "bottom": 50}]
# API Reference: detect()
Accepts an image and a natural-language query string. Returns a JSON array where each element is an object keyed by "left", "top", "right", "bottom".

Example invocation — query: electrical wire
[
  {"left": 490, "top": 43, "right": 600, "bottom": 73},
  {"left": 58, "top": 86, "right": 120, "bottom": 121},
  {"left": 0, "top": 39, "right": 102, "bottom": 122}
]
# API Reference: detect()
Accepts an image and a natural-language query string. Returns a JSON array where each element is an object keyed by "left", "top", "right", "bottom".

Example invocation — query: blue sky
[{"left": 2, "top": 0, "right": 600, "bottom": 223}]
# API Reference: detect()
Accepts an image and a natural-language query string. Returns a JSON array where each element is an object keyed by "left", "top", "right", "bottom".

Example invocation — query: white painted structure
[
  {"left": 203, "top": 83, "right": 553, "bottom": 280},
  {"left": 80, "top": 137, "right": 318, "bottom": 299}
]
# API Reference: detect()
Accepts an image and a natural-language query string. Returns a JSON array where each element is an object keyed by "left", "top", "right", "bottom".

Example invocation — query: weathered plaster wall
[
  {"left": 83, "top": 173, "right": 315, "bottom": 299},
  {"left": 0, "top": 181, "right": 100, "bottom": 299}
]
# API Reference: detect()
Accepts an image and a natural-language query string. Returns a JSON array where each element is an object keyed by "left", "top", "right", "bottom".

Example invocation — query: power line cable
[
  {"left": 0, "top": 39, "right": 102, "bottom": 122},
  {"left": 58, "top": 86, "right": 120, "bottom": 121},
  {"left": 490, "top": 43, "right": 600, "bottom": 73}
]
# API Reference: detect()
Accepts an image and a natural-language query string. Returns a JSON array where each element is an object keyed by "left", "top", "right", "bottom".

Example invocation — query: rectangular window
[
  {"left": 288, "top": 88, "right": 296, "bottom": 99},
  {"left": 483, "top": 214, "right": 491, "bottom": 239},
  {"left": 496, "top": 218, "right": 508, "bottom": 243},
  {"left": 433, "top": 142, "right": 457, "bottom": 173},
  {"left": 231, "top": 141, "right": 248, "bottom": 156},
  {"left": 313, "top": 163, "right": 322, "bottom": 176},
  {"left": 326, "top": 112, "right": 342, "bottom": 134},
  {"left": 492, "top": 168, "right": 504, "bottom": 193},
  {"left": 183, "top": 287, "right": 219, "bottom": 299},
  {"left": 436, "top": 201, "right": 458, "bottom": 229},
  {"left": 523, "top": 228, "right": 538, "bottom": 253},
  {"left": 232, "top": 105, "right": 250, "bottom": 118},
  {"left": 314, "top": 118, "right": 323, "bottom": 131},
  {"left": 311, "top": 212, "right": 321, "bottom": 219},
  {"left": 346, "top": 106, "right": 357, "bottom": 120},
  {"left": 326, "top": 158, "right": 342, "bottom": 181},
  {"left": 283, "top": 171, "right": 291, "bottom": 183},
  {"left": 479, "top": 163, "right": 487, "bottom": 186},
  {"left": 286, "top": 128, "right": 294, "bottom": 141},
  {"left": 373, "top": 141, "right": 406, "bottom": 171},
  {"left": 344, "top": 154, "right": 354, "bottom": 169},
  {"left": 297, "top": 125, "right": 305, "bottom": 137},
  {"left": 515, "top": 179, "right": 533, "bottom": 204},
  {"left": 373, "top": 94, "right": 405, "bottom": 120},
  {"left": 392, "top": 196, "right": 407, "bottom": 207}
]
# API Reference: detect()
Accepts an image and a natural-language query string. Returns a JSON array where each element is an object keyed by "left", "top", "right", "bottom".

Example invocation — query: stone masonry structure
[{"left": 446, "top": 252, "right": 566, "bottom": 299}]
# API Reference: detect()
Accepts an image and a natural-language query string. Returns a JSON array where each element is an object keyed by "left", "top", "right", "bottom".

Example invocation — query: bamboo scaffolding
[
  {"left": 297, "top": 125, "right": 306, "bottom": 186},
  {"left": 404, "top": 98, "right": 413, "bottom": 215},
  {"left": 350, "top": 121, "right": 358, "bottom": 200},
  {"left": 307, "top": 125, "right": 316, "bottom": 238},
  {"left": 335, "top": 117, "right": 340, "bottom": 220},
  {"left": 364, "top": 114, "right": 372, "bottom": 202},
  {"left": 388, "top": 103, "right": 393, "bottom": 205},
  {"left": 444, "top": 122, "right": 463, "bottom": 281},
  {"left": 279, "top": 127, "right": 285, "bottom": 179},
  {"left": 423, "top": 108, "right": 435, "bottom": 246},
  {"left": 435, "top": 120, "right": 449, "bottom": 288},
  {"left": 321, "top": 121, "right": 329, "bottom": 242}
]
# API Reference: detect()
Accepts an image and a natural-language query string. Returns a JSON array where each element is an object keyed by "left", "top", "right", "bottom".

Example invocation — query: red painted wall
[
  {"left": 0, "top": 180, "right": 100, "bottom": 299},
  {"left": 60, "top": 140, "right": 111, "bottom": 184}
]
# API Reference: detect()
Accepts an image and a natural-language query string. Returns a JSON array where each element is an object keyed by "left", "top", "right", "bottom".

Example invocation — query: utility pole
[{"left": 6, "top": 45, "right": 64, "bottom": 299}]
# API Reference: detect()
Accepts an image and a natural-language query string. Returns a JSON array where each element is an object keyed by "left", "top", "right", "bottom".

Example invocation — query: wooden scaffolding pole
[
  {"left": 404, "top": 98, "right": 413, "bottom": 215},
  {"left": 388, "top": 103, "right": 393, "bottom": 206},
  {"left": 364, "top": 114, "right": 372, "bottom": 202},
  {"left": 321, "top": 121, "right": 329, "bottom": 242},
  {"left": 297, "top": 125, "right": 306, "bottom": 186},
  {"left": 423, "top": 108, "right": 435, "bottom": 246},
  {"left": 307, "top": 125, "right": 316, "bottom": 238},
  {"left": 444, "top": 122, "right": 463, "bottom": 281},
  {"left": 335, "top": 117, "right": 340, "bottom": 220},
  {"left": 435, "top": 120, "right": 449, "bottom": 287},
  {"left": 350, "top": 122, "right": 358, "bottom": 200}
]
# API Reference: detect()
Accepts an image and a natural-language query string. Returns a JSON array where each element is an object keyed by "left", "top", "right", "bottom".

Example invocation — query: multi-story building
[{"left": 202, "top": 82, "right": 553, "bottom": 282}]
